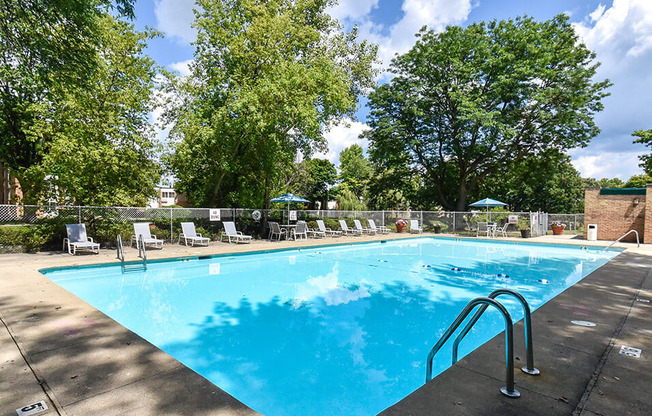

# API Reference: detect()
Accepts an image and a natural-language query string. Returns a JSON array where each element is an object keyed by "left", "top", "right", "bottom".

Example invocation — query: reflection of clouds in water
[{"left": 292, "top": 265, "right": 371, "bottom": 307}]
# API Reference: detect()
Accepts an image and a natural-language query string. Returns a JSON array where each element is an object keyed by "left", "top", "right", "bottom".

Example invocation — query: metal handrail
[
  {"left": 602, "top": 229, "right": 640, "bottom": 252},
  {"left": 452, "top": 289, "right": 540, "bottom": 375},
  {"left": 138, "top": 234, "right": 147, "bottom": 270},
  {"left": 425, "top": 297, "right": 520, "bottom": 398},
  {"left": 116, "top": 235, "right": 125, "bottom": 272}
]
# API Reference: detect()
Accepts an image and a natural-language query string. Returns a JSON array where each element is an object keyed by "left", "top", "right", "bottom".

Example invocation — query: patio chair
[
  {"left": 496, "top": 222, "right": 510, "bottom": 238},
  {"left": 354, "top": 219, "right": 376, "bottom": 235},
  {"left": 63, "top": 223, "right": 100, "bottom": 255},
  {"left": 409, "top": 220, "right": 423, "bottom": 234},
  {"left": 368, "top": 219, "right": 389, "bottom": 234},
  {"left": 291, "top": 221, "right": 308, "bottom": 240},
  {"left": 178, "top": 222, "right": 210, "bottom": 247},
  {"left": 221, "top": 221, "right": 252, "bottom": 244},
  {"left": 307, "top": 222, "right": 325, "bottom": 238},
  {"left": 317, "top": 220, "right": 341, "bottom": 237},
  {"left": 268, "top": 222, "right": 287, "bottom": 241},
  {"left": 477, "top": 222, "right": 491, "bottom": 237},
  {"left": 339, "top": 220, "right": 362, "bottom": 236},
  {"left": 131, "top": 222, "right": 164, "bottom": 249}
]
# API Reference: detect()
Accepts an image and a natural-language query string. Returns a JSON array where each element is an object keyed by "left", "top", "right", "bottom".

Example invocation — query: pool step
[{"left": 122, "top": 263, "right": 146, "bottom": 273}]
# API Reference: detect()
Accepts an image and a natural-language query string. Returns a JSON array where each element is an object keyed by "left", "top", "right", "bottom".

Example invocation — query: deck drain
[
  {"left": 619, "top": 345, "right": 642, "bottom": 358},
  {"left": 16, "top": 401, "right": 48, "bottom": 416},
  {"left": 571, "top": 320, "right": 596, "bottom": 327}
]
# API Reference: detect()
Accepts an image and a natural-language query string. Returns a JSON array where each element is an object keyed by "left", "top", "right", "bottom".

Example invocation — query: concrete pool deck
[{"left": 0, "top": 233, "right": 650, "bottom": 415}]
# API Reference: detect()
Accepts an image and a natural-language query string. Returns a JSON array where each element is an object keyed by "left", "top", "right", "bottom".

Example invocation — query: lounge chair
[
  {"left": 316, "top": 220, "right": 341, "bottom": 237},
  {"left": 268, "top": 222, "right": 287, "bottom": 241},
  {"left": 221, "top": 221, "right": 252, "bottom": 244},
  {"left": 368, "top": 219, "right": 389, "bottom": 234},
  {"left": 409, "top": 220, "right": 423, "bottom": 234},
  {"left": 63, "top": 223, "right": 100, "bottom": 255},
  {"left": 179, "top": 222, "right": 210, "bottom": 246},
  {"left": 354, "top": 219, "right": 376, "bottom": 235},
  {"left": 339, "top": 220, "right": 362, "bottom": 236},
  {"left": 307, "top": 222, "right": 325, "bottom": 238},
  {"left": 291, "top": 221, "right": 308, "bottom": 240},
  {"left": 132, "top": 222, "right": 164, "bottom": 249}
]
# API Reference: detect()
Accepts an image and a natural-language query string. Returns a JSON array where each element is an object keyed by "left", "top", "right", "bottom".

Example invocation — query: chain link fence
[{"left": 0, "top": 204, "right": 583, "bottom": 253}]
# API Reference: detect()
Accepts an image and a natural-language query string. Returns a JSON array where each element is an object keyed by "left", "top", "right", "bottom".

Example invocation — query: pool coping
[{"left": 0, "top": 235, "right": 650, "bottom": 415}]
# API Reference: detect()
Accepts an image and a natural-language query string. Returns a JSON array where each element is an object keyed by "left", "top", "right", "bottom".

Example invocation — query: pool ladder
[
  {"left": 425, "top": 289, "right": 540, "bottom": 398},
  {"left": 116, "top": 235, "right": 147, "bottom": 273}
]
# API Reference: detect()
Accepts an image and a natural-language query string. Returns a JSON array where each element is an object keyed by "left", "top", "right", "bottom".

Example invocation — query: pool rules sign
[{"left": 210, "top": 209, "right": 221, "bottom": 221}]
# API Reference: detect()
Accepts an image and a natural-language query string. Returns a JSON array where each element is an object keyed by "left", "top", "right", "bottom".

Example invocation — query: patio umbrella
[
  {"left": 269, "top": 193, "right": 309, "bottom": 223},
  {"left": 469, "top": 198, "right": 507, "bottom": 222}
]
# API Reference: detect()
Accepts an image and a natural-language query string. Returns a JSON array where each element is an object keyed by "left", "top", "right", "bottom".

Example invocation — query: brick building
[{"left": 584, "top": 186, "right": 650, "bottom": 243}]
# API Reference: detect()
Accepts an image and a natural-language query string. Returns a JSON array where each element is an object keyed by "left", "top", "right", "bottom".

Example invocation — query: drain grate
[
  {"left": 16, "top": 401, "right": 48, "bottom": 416},
  {"left": 571, "top": 320, "right": 596, "bottom": 327},
  {"left": 618, "top": 345, "right": 642, "bottom": 358}
]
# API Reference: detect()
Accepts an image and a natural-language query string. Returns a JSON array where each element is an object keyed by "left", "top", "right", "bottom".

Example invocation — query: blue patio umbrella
[
  {"left": 269, "top": 193, "right": 309, "bottom": 223},
  {"left": 469, "top": 198, "right": 507, "bottom": 222}
]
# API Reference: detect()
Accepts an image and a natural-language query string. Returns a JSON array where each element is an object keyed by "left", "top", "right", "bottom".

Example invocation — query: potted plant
[
  {"left": 432, "top": 220, "right": 443, "bottom": 234},
  {"left": 396, "top": 219, "right": 408, "bottom": 233},
  {"left": 551, "top": 221, "right": 566, "bottom": 235},
  {"left": 520, "top": 226, "right": 530, "bottom": 238}
]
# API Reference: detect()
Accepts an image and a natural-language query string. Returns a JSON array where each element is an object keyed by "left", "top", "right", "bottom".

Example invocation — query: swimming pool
[{"left": 42, "top": 238, "right": 619, "bottom": 415}]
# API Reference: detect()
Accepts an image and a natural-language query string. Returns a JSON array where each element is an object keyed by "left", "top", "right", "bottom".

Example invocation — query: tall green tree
[
  {"left": 338, "top": 144, "right": 371, "bottom": 197},
  {"left": 167, "top": 0, "right": 377, "bottom": 207},
  {"left": 0, "top": 0, "right": 135, "bottom": 201},
  {"left": 633, "top": 129, "right": 652, "bottom": 174},
  {"left": 300, "top": 158, "right": 337, "bottom": 208},
  {"left": 25, "top": 16, "right": 162, "bottom": 206},
  {"left": 623, "top": 174, "right": 652, "bottom": 188},
  {"left": 366, "top": 15, "right": 610, "bottom": 211}
]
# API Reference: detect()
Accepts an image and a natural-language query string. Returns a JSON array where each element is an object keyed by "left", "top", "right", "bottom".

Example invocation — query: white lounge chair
[
  {"left": 307, "top": 222, "right": 325, "bottom": 238},
  {"left": 63, "top": 223, "right": 100, "bottom": 255},
  {"left": 354, "top": 219, "right": 376, "bottom": 235},
  {"left": 221, "top": 221, "right": 252, "bottom": 244},
  {"left": 132, "top": 222, "right": 164, "bottom": 249},
  {"left": 291, "top": 221, "right": 308, "bottom": 240},
  {"left": 179, "top": 222, "right": 210, "bottom": 246},
  {"left": 268, "top": 222, "right": 287, "bottom": 241},
  {"left": 409, "top": 220, "right": 423, "bottom": 234},
  {"left": 368, "top": 219, "right": 389, "bottom": 234},
  {"left": 339, "top": 220, "right": 362, "bottom": 236},
  {"left": 316, "top": 220, "right": 341, "bottom": 237}
]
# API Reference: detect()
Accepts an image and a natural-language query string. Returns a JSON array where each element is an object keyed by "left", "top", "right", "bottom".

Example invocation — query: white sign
[
  {"left": 289, "top": 210, "right": 297, "bottom": 221},
  {"left": 508, "top": 215, "right": 518, "bottom": 224},
  {"left": 16, "top": 401, "right": 48, "bottom": 416},
  {"left": 209, "top": 209, "right": 221, "bottom": 221}
]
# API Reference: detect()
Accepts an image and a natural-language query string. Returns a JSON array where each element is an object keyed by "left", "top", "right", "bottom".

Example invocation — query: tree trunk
[{"left": 456, "top": 180, "right": 468, "bottom": 211}]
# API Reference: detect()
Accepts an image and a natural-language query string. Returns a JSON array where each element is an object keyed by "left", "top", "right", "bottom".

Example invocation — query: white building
[{"left": 148, "top": 185, "right": 177, "bottom": 208}]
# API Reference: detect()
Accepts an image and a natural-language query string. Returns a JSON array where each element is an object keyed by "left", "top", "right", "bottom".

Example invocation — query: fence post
[
  {"left": 453, "top": 211, "right": 456, "bottom": 234},
  {"left": 382, "top": 210, "right": 385, "bottom": 226},
  {"left": 420, "top": 210, "right": 423, "bottom": 227},
  {"left": 170, "top": 208, "right": 173, "bottom": 243},
  {"left": 78, "top": 206, "right": 81, "bottom": 223}
]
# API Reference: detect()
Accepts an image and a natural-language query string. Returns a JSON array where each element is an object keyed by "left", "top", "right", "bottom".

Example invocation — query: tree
[
  {"left": 477, "top": 149, "right": 584, "bottom": 212},
  {"left": 624, "top": 174, "right": 652, "bottom": 188},
  {"left": 167, "top": 0, "right": 377, "bottom": 207},
  {"left": 338, "top": 144, "right": 371, "bottom": 198},
  {"left": 0, "top": 0, "right": 135, "bottom": 201},
  {"left": 366, "top": 15, "right": 611, "bottom": 211},
  {"left": 24, "top": 16, "right": 162, "bottom": 206},
  {"left": 582, "top": 177, "right": 624, "bottom": 188},
  {"left": 301, "top": 158, "right": 337, "bottom": 208},
  {"left": 633, "top": 129, "right": 652, "bottom": 174}
]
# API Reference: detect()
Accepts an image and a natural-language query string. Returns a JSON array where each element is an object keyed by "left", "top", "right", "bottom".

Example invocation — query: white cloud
[
  {"left": 569, "top": 0, "right": 652, "bottom": 178},
  {"left": 154, "top": 0, "right": 197, "bottom": 44},
  {"left": 570, "top": 149, "right": 642, "bottom": 179},
  {"left": 315, "top": 119, "right": 370, "bottom": 165},
  {"left": 329, "top": 0, "right": 379, "bottom": 21},
  {"left": 169, "top": 59, "right": 194, "bottom": 77}
]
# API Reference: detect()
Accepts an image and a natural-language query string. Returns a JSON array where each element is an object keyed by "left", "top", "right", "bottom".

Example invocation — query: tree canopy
[
  {"left": 167, "top": 0, "right": 377, "bottom": 207},
  {"left": 633, "top": 129, "right": 652, "bottom": 174},
  {"left": 366, "top": 14, "right": 611, "bottom": 211}
]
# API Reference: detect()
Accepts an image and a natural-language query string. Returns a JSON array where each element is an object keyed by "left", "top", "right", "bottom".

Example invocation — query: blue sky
[{"left": 136, "top": 0, "right": 652, "bottom": 180}]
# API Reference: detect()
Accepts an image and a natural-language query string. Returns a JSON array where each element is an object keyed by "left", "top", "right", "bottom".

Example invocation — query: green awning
[{"left": 599, "top": 187, "right": 646, "bottom": 195}]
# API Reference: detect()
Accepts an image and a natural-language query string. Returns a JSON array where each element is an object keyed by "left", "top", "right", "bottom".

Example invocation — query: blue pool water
[{"left": 42, "top": 238, "right": 619, "bottom": 415}]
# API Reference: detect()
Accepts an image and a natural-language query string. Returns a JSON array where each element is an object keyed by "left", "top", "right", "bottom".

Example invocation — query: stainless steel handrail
[
  {"left": 602, "top": 229, "right": 639, "bottom": 251},
  {"left": 425, "top": 297, "right": 520, "bottom": 398},
  {"left": 452, "top": 289, "right": 540, "bottom": 375},
  {"left": 116, "top": 235, "right": 125, "bottom": 272},
  {"left": 138, "top": 234, "right": 147, "bottom": 270}
]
